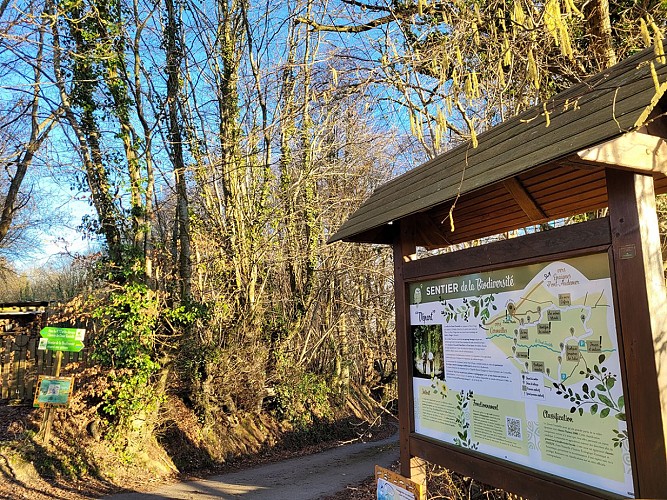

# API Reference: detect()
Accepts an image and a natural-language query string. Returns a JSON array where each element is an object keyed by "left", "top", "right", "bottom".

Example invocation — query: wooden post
[
  {"left": 606, "top": 168, "right": 667, "bottom": 498},
  {"left": 38, "top": 350, "right": 63, "bottom": 444},
  {"left": 393, "top": 219, "right": 426, "bottom": 485}
]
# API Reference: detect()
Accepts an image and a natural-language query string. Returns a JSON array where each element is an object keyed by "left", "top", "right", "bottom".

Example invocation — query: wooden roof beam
[
  {"left": 576, "top": 130, "right": 667, "bottom": 174},
  {"left": 502, "top": 177, "right": 547, "bottom": 222},
  {"left": 416, "top": 213, "right": 452, "bottom": 249}
]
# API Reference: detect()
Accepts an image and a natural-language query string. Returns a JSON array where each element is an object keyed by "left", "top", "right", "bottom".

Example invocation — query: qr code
[{"left": 506, "top": 416, "right": 522, "bottom": 440}]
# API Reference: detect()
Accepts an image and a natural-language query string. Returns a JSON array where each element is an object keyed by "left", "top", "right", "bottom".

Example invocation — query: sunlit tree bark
[
  {"left": 164, "top": 0, "right": 192, "bottom": 301},
  {"left": 0, "top": 4, "right": 58, "bottom": 249}
]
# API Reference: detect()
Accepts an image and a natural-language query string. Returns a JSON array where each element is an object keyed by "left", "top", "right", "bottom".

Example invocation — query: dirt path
[{"left": 105, "top": 432, "right": 398, "bottom": 499}]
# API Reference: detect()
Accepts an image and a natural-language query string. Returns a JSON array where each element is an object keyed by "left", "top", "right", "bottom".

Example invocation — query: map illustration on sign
[{"left": 409, "top": 253, "right": 633, "bottom": 498}]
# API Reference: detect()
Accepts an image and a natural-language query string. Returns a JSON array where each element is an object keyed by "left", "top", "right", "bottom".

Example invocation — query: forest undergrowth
[
  {"left": 0, "top": 369, "right": 510, "bottom": 500},
  {"left": 0, "top": 374, "right": 396, "bottom": 499}
]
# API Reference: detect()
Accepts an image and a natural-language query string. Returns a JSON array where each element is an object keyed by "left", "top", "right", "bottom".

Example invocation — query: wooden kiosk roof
[{"left": 330, "top": 46, "right": 667, "bottom": 248}]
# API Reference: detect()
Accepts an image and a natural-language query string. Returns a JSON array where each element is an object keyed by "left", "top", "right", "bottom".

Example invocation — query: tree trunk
[
  {"left": 585, "top": 0, "right": 617, "bottom": 69},
  {"left": 165, "top": 0, "right": 192, "bottom": 302}
]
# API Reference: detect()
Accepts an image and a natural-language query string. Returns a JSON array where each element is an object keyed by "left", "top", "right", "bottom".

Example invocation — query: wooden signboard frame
[
  {"left": 329, "top": 48, "right": 667, "bottom": 500},
  {"left": 391, "top": 169, "right": 667, "bottom": 499}
]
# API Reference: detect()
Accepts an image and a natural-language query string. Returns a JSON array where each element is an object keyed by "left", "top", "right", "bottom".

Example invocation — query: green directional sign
[
  {"left": 40, "top": 327, "right": 86, "bottom": 341},
  {"left": 39, "top": 327, "right": 85, "bottom": 352},
  {"left": 38, "top": 337, "right": 85, "bottom": 352}
]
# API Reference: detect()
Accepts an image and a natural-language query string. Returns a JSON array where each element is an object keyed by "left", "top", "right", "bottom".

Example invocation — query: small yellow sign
[{"left": 375, "top": 465, "right": 425, "bottom": 500}]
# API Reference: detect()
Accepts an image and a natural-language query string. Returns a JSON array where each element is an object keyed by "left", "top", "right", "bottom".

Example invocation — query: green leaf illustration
[{"left": 598, "top": 394, "right": 614, "bottom": 408}]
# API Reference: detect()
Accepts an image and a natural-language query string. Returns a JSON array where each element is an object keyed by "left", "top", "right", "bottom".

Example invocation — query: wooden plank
[
  {"left": 449, "top": 198, "right": 528, "bottom": 222},
  {"left": 36, "top": 342, "right": 44, "bottom": 375},
  {"left": 393, "top": 219, "right": 426, "bottom": 484},
  {"left": 540, "top": 192, "right": 608, "bottom": 214},
  {"left": 577, "top": 130, "right": 667, "bottom": 174},
  {"left": 3, "top": 337, "right": 11, "bottom": 399},
  {"left": 10, "top": 337, "right": 18, "bottom": 400},
  {"left": 26, "top": 337, "right": 36, "bottom": 400},
  {"left": 530, "top": 171, "right": 606, "bottom": 200},
  {"left": 519, "top": 163, "right": 582, "bottom": 188},
  {"left": 417, "top": 214, "right": 452, "bottom": 248},
  {"left": 439, "top": 193, "right": 516, "bottom": 218},
  {"left": 443, "top": 207, "right": 531, "bottom": 235},
  {"left": 542, "top": 193, "right": 609, "bottom": 215},
  {"left": 502, "top": 177, "right": 546, "bottom": 221},
  {"left": 41, "top": 350, "right": 50, "bottom": 376},
  {"left": 434, "top": 192, "right": 517, "bottom": 222},
  {"left": 412, "top": 185, "right": 522, "bottom": 246},
  {"left": 653, "top": 174, "right": 667, "bottom": 194},
  {"left": 0, "top": 337, "right": 7, "bottom": 399},
  {"left": 429, "top": 185, "right": 513, "bottom": 217},
  {"left": 535, "top": 179, "right": 608, "bottom": 207},
  {"left": 16, "top": 335, "right": 26, "bottom": 400},
  {"left": 423, "top": 168, "right": 604, "bottom": 245},
  {"left": 404, "top": 217, "right": 612, "bottom": 281},
  {"left": 440, "top": 204, "right": 528, "bottom": 235},
  {"left": 410, "top": 435, "right": 611, "bottom": 500},
  {"left": 606, "top": 169, "right": 667, "bottom": 498},
  {"left": 560, "top": 157, "right": 604, "bottom": 171},
  {"left": 529, "top": 164, "right": 605, "bottom": 190}
]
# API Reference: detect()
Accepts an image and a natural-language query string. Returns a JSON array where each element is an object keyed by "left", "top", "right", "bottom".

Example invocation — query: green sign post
[{"left": 37, "top": 326, "right": 86, "bottom": 443}]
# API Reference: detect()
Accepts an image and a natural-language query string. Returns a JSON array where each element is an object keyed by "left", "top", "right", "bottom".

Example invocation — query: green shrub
[
  {"left": 273, "top": 371, "right": 332, "bottom": 430},
  {"left": 91, "top": 283, "right": 162, "bottom": 439}
]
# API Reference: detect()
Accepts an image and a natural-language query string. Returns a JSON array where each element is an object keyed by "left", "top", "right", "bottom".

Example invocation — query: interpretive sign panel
[
  {"left": 375, "top": 466, "right": 424, "bottom": 500},
  {"left": 409, "top": 253, "right": 633, "bottom": 497},
  {"left": 33, "top": 376, "right": 74, "bottom": 407}
]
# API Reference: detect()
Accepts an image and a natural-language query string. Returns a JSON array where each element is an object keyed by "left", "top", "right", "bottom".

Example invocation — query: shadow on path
[{"left": 106, "top": 432, "right": 398, "bottom": 500}]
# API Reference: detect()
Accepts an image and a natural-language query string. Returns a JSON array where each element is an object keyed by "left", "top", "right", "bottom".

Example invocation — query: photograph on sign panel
[{"left": 412, "top": 324, "right": 444, "bottom": 380}]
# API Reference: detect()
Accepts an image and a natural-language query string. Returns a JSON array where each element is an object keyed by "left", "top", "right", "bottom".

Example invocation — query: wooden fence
[{"left": 0, "top": 334, "right": 88, "bottom": 402}]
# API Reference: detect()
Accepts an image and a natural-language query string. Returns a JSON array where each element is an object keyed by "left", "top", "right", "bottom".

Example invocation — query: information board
[
  {"left": 409, "top": 253, "right": 633, "bottom": 497},
  {"left": 375, "top": 466, "right": 424, "bottom": 500},
  {"left": 33, "top": 376, "right": 74, "bottom": 407}
]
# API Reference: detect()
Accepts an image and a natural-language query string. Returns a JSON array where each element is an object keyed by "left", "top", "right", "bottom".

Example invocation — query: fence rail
[{"left": 0, "top": 334, "right": 88, "bottom": 402}]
